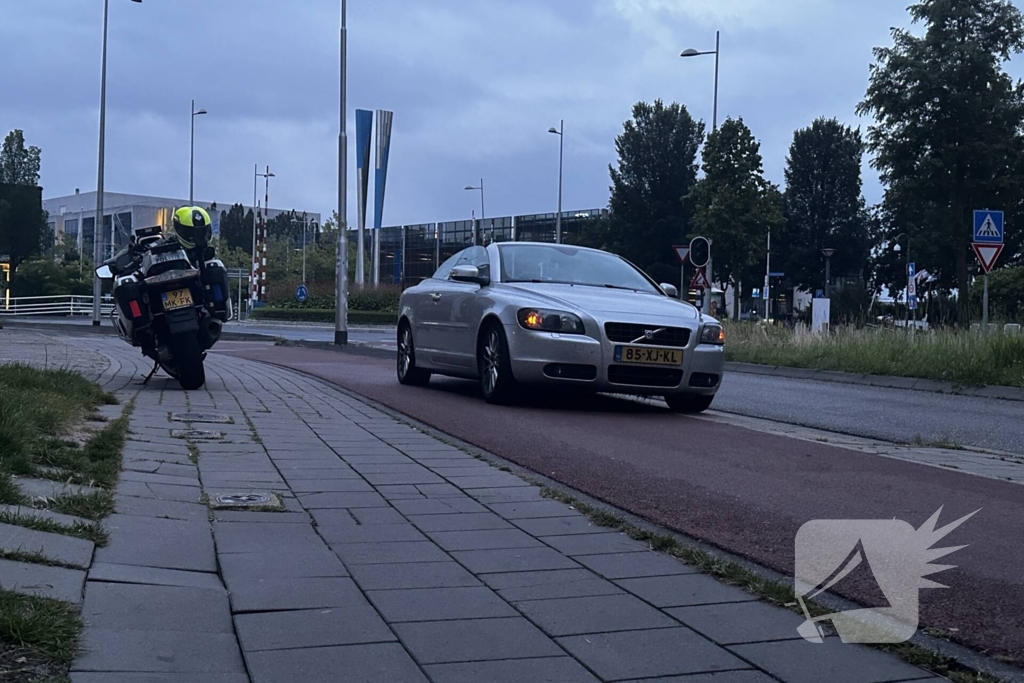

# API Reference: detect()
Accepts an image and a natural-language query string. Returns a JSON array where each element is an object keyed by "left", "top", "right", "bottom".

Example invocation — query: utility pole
[{"left": 335, "top": 0, "right": 349, "bottom": 345}]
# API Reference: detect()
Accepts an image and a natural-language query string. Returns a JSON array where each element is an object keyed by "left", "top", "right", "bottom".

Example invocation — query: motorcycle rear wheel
[{"left": 169, "top": 333, "right": 206, "bottom": 390}]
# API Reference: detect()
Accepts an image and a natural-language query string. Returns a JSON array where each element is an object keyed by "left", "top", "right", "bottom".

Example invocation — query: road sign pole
[
  {"left": 983, "top": 274, "right": 989, "bottom": 327},
  {"left": 680, "top": 263, "right": 685, "bottom": 302}
]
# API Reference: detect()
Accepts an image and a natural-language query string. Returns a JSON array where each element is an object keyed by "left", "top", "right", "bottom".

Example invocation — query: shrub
[{"left": 250, "top": 307, "right": 396, "bottom": 325}]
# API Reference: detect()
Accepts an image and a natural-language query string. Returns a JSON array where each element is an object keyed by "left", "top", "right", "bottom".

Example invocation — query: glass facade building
[{"left": 362, "top": 208, "right": 608, "bottom": 288}]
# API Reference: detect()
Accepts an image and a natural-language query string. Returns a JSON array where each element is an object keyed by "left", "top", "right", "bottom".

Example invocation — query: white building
[{"left": 43, "top": 190, "right": 320, "bottom": 260}]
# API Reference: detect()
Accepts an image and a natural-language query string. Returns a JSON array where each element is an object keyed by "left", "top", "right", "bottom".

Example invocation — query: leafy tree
[
  {"left": 218, "top": 203, "right": 255, "bottom": 252},
  {"left": 686, "top": 118, "right": 784, "bottom": 319},
  {"left": 857, "top": 0, "right": 1024, "bottom": 325},
  {"left": 0, "top": 184, "right": 46, "bottom": 281},
  {"left": 1, "top": 130, "right": 41, "bottom": 186},
  {"left": 779, "top": 118, "right": 870, "bottom": 291},
  {"left": 608, "top": 100, "right": 704, "bottom": 284}
]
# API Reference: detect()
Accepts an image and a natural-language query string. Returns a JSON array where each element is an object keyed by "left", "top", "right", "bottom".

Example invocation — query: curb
[
  {"left": 0, "top": 319, "right": 281, "bottom": 343},
  {"left": 724, "top": 361, "right": 1024, "bottom": 402}
]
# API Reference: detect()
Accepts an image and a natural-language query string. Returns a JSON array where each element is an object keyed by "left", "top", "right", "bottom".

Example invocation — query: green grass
[
  {"left": 0, "top": 512, "right": 107, "bottom": 547},
  {"left": 40, "top": 491, "right": 116, "bottom": 522},
  {"left": 0, "top": 589, "right": 82, "bottom": 666},
  {"left": 0, "top": 549, "right": 79, "bottom": 571},
  {"left": 723, "top": 322, "right": 1024, "bottom": 388},
  {"left": 539, "top": 486, "right": 1007, "bottom": 683}
]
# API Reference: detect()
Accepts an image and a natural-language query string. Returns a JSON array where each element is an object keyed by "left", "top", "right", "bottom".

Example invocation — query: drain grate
[
  {"left": 208, "top": 492, "right": 283, "bottom": 510},
  {"left": 171, "top": 412, "right": 233, "bottom": 424},
  {"left": 171, "top": 429, "right": 224, "bottom": 440}
]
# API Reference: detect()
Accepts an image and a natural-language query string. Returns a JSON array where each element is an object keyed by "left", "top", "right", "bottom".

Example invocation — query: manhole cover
[
  {"left": 171, "top": 429, "right": 224, "bottom": 440},
  {"left": 171, "top": 412, "right": 233, "bottom": 424},
  {"left": 208, "top": 492, "right": 283, "bottom": 511}
]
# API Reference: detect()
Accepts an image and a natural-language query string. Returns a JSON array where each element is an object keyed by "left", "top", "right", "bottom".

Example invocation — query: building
[
  {"left": 42, "top": 190, "right": 320, "bottom": 261},
  {"left": 373, "top": 208, "right": 608, "bottom": 288}
]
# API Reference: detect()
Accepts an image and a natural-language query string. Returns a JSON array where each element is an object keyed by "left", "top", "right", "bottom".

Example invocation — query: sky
[{"left": 3, "top": 0, "right": 1017, "bottom": 228}]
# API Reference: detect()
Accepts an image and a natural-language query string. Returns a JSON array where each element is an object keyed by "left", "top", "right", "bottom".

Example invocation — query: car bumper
[{"left": 504, "top": 324, "right": 725, "bottom": 396}]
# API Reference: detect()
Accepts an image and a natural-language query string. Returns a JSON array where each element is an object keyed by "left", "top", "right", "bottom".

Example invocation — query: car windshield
[{"left": 498, "top": 244, "right": 660, "bottom": 293}]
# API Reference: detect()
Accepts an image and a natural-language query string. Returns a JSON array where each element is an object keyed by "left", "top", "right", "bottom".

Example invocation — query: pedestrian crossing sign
[{"left": 973, "top": 210, "right": 1004, "bottom": 244}]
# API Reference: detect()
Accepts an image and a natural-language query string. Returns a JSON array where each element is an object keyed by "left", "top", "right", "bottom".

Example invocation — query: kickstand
[{"left": 138, "top": 360, "right": 160, "bottom": 385}]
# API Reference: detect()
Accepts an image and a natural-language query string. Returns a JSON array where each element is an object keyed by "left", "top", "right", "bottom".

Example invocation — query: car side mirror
[
  {"left": 95, "top": 265, "right": 114, "bottom": 279},
  {"left": 660, "top": 283, "right": 679, "bottom": 298},
  {"left": 451, "top": 264, "right": 490, "bottom": 286}
]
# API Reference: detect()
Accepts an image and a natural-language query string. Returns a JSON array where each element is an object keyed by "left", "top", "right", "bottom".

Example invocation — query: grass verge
[
  {"left": 0, "top": 589, "right": 82, "bottom": 670},
  {"left": 722, "top": 322, "right": 1024, "bottom": 388},
  {"left": 0, "top": 512, "right": 107, "bottom": 547},
  {"left": 540, "top": 486, "right": 1007, "bottom": 683}
]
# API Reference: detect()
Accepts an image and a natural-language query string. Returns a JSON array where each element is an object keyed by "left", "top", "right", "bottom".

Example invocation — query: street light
[
  {"left": 681, "top": 30, "right": 720, "bottom": 131},
  {"left": 92, "top": 0, "right": 143, "bottom": 326},
  {"left": 335, "top": 0, "right": 349, "bottom": 345},
  {"left": 292, "top": 216, "right": 315, "bottom": 284},
  {"left": 189, "top": 100, "right": 207, "bottom": 204},
  {"left": 465, "top": 180, "right": 485, "bottom": 219},
  {"left": 821, "top": 248, "right": 836, "bottom": 298},
  {"left": 252, "top": 167, "right": 274, "bottom": 311},
  {"left": 548, "top": 121, "right": 564, "bottom": 244}
]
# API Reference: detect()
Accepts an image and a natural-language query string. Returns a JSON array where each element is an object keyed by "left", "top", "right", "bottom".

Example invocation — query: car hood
[{"left": 500, "top": 282, "right": 700, "bottom": 321}]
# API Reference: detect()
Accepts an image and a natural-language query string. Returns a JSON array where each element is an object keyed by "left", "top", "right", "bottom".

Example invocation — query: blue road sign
[
  {"left": 295, "top": 284, "right": 309, "bottom": 303},
  {"left": 769, "top": 272, "right": 785, "bottom": 278},
  {"left": 909, "top": 294, "right": 918, "bottom": 311},
  {"left": 815, "top": 289, "right": 824, "bottom": 299},
  {"left": 973, "top": 210, "right": 1004, "bottom": 244},
  {"left": 907, "top": 262, "right": 917, "bottom": 298}
]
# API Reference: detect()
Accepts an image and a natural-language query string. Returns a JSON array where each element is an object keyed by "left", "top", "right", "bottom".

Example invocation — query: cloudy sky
[{"left": 4, "top": 0, "right": 1013, "bottom": 227}]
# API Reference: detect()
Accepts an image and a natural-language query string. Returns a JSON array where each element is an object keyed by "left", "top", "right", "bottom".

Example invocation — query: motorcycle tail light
[{"left": 129, "top": 300, "right": 142, "bottom": 318}]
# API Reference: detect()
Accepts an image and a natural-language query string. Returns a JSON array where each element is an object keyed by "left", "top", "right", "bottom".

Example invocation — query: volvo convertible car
[{"left": 396, "top": 242, "right": 725, "bottom": 411}]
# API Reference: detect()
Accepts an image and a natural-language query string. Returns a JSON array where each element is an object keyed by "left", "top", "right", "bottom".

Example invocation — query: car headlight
[
  {"left": 517, "top": 308, "right": 585, "bottom": 334},
  {"left": 699, "top": 324, "right": 725, "bottom": 345}
]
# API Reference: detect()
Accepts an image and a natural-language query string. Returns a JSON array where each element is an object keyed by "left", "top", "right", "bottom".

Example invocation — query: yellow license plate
[
  {"left": 615, "top": 345, "right": 683, "bottom": 366},
  {"left": 162, "top": 288, "right": 193, "bottom": 310}
]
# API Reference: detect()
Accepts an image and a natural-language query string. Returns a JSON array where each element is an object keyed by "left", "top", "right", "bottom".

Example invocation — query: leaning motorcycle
[{"left": 95, "top": 224, "right": 232, "bottom": 390}]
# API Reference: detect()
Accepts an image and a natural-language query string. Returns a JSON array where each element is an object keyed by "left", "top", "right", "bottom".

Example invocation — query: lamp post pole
[
  {"left": 189, "top": 100, "right": 207, "bottom": 204},
  {"left": 464, "top": 180, "right": 485, "bottom": 244},
  {"left": 548, "top": 121, "right": 564, "bottom": 243},
  {"left": 335, "top": 0, "right": 349, "bottom": 345},
  {"left": 681, "top": 30, "right": 720, "bottom": 131}
]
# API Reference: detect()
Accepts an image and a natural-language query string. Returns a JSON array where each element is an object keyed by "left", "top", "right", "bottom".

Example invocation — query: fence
[{"left": 0, "top": 295, "right": 115, "bottom": 317}]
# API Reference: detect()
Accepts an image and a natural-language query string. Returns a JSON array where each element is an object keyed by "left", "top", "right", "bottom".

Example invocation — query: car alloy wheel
[
  {"left": 482, "top": 328, "right": 502, "bottom": 395},
  {"left": 479, "top": 323, "right": 517, "bottom": 404},
  {"left": 398, "top": 327, "right": 413, "bottom": 377},
  {"left": 397, "top": 324, "right": 430, "bottom": 386}
]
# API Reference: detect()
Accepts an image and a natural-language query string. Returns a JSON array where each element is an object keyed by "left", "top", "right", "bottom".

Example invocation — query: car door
[
  {"left": 432, "top": 246, "right": 492, "bottom": 369},
  {"left": 411, "top": 251, "right": 462, "bottom": 362}
]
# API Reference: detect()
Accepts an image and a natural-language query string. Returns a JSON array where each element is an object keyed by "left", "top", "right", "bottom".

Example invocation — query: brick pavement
[{"left": 0, "top": 330, "right": 942, "bottom": 682}]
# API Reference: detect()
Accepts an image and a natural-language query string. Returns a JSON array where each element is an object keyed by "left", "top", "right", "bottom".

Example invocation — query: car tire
[
  {"left": 664, "top": 393, "right": 714, "bottom": 413},
  {"left": 397, "top": 323, "right": 431, "bottom": 387},
  {"left": 478, "top": 322, "right": 518, "bottom": 404}
]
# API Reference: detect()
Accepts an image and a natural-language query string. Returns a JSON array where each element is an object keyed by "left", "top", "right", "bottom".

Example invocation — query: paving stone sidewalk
[{"left": 1, "top": 329, "right": 941, "bottom": 682}]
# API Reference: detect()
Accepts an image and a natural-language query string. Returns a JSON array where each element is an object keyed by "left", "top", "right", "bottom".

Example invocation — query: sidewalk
[{"left": 4, "top": 330, "right": 944, "bottom": 682}]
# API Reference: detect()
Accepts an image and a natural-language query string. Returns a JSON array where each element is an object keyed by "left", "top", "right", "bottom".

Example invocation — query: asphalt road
[
  {"left": 714, "top": 372, "right": 1024, "bottom": 456},
  {"left": 218, "top": 342, "right": 1024, "bottom": 661}
]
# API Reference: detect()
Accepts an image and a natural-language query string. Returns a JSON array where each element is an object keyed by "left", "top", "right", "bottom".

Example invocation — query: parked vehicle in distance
[{"left": 396, "top": 242, "right": 725, "bottom": 411}]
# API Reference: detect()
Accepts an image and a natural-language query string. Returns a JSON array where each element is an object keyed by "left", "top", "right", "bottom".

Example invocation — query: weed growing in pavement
[
  {"left": 0, "top": 511, "right": 107, "bottom": 546},
  {"left": 910, "top": 434, "right": 965, "bottom": 451},
  {"left": 0, "top": 549, "right": 79, "bottom": 571},
  {"left": 186, "top": 443, "right": 200, "bottom": 464},
  {"left": 0, "top": 589, "right": 82, "bottom": 666},
  {"left": 36, "top": 491, "right": 116, "bottom": 521},
  {"left": 722, "top": 321, "right": 1024, "bottom": 388},
  {"left": 539, "top": 486, "right": 1007, "bottom": 683},
  {"left": 243, "top": 415, "right": 262, "bottom": 445}
]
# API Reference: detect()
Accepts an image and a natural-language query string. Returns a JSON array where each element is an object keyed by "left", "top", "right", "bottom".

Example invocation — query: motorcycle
[{"left": 94, "top": 224, "right": 232, "bottom": 390}]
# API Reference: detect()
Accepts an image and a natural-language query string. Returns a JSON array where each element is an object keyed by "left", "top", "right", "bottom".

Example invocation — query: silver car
[{"left": 396, "top": 242, "right": 725, "bottom": 411}]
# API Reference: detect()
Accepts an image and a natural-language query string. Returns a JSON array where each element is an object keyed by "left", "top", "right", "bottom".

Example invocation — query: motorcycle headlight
[
  {"left": 700, "top": 324, "right": 725, "bottom": 345},
  {"left": 517, "top": 308, "right": 585, "bottom": 334}
]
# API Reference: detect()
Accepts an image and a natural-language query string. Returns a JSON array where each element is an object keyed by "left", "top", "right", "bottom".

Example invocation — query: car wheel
[
  {"left": 664, "top": 393, "right": 714, "bottom": 413},
  {"left": 478, "top": 323, "right": 518, "bottom": 404},
  {"left": 397, "top": 323, "right": 431, "bottom": 387}
]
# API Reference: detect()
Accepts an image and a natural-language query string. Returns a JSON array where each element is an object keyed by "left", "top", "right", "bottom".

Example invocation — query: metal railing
[{"left": 0, "top": 295, "right": 116, "bottom": 317}]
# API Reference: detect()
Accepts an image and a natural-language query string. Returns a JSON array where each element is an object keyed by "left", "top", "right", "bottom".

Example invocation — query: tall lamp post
[
  {"left": 252, "top": 167, "right": 274, "bottom": 310},
  {"left": 92, "top": 0, "right": 143, "bottom": 326},
  {"left": 465, "top": 180, "right": 485, "bottom": 219},
  {"left": 894, "top": 233, "right": 912, "bottom": 330},
  {"left": 335, "top": 0, "right": 349, "bottom": 345},
  {"left": 822, "top": 248, "right": 836, "bottom": 298},
  {"left": 681, "top": 30, "right": 720, "bottom": 131},
  {"left": 189, "top": 100, "right": 207, "bottom": 203},
  {"left": 548, "top": 121, "right": 564, "bottom": 243}
]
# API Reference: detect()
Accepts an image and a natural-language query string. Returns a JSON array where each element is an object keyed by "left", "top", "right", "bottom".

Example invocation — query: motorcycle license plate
[
  {"left": 614, "top": 345, "right": 683, "bottom": 366},
  {"left": 162, "top": 288, "right": 193, "bottom": 310}
]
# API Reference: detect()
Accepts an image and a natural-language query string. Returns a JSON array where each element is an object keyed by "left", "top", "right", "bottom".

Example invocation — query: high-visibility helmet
[{"left": 169, "top": 206, "right": 212, "bottom": 249}]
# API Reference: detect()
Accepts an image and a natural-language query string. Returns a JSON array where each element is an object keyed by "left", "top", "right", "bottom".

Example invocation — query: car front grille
[
  {"left": 607, "top": 365, "right": 684, "bottom": 388},
  {"left": 604, "top": 323, "right": 690, "bottom": 348}
]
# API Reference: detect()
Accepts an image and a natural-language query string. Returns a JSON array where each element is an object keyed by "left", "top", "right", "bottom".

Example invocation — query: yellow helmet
[{"left": 170, "top": 206, "right": 212, "bottom": 249}]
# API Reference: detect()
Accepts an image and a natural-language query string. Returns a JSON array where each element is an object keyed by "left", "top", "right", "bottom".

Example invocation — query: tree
[
  {"left": 218, "top": 203, "right": 254, "bottom": 252},
  {"left": 0, "top": 184, "right": 46, "bottom": 280},
  {"left": 608, "top": 100, "right": 704, "bottom": 284},
  {"left": 1, "top": 130, "right": 41, "bottom": 186},
  {"left": 779, "top": 118, "right": 871, "bottom": 292},
  {"left": 857, "top": 0, "right": 1024, "bottom": 325},
  {"left": 686, "top": 118, "right": 784, "bottom": 319}
]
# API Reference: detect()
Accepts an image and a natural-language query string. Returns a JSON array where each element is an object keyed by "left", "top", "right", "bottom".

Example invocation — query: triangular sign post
[
  {"left": 673, "top": 246, "right": 690, "bottom": 264},
  {"left": 972, "top": 243, "right": 1004, "bottom": 274},
  {"left": 690, "top": 267, "right": 710, "bottom": 290}
]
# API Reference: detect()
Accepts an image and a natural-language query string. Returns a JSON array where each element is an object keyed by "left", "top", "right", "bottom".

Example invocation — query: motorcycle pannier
[
  {"left": 202, "top": 262, "right": 231, "bottom": 322},
  {"left": 114, "top": 279, "right": 148, "bottom": 321}
]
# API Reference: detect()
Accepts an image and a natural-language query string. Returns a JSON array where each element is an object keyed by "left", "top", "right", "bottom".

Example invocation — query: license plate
[
  {"left": 162, "top": 288, "right": 193, "bottom": 310},
  {"left": 614, "top": 345, "right": 682, "bottom": 366}
]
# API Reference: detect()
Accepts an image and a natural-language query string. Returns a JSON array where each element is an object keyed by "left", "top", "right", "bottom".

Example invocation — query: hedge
[{"left": 250, "top": 307, "right": 396, "bottom": 325}]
